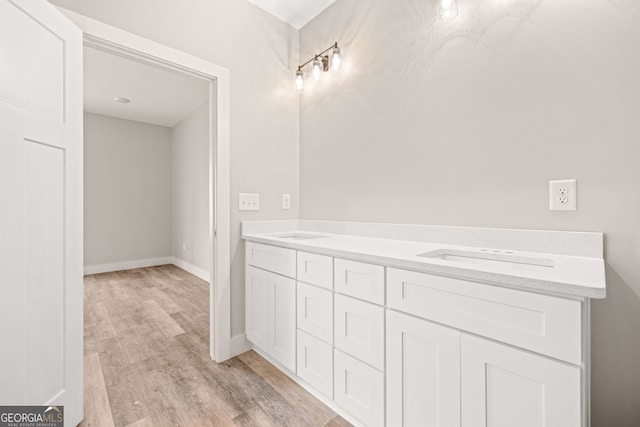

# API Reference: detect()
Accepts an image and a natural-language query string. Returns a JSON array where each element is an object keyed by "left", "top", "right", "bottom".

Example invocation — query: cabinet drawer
[
  {"left": 297, "top": 282, "right": 333, "bottom": 344},
  {"left": 387, "top": 268, "right": 582, "bottom": 364},
  {"left": 297, "top": 330, "right": 333, "bottom": 399},
  {"left": 334, "top": 350, "right": 384, "bottom": 427},
  {"left": 297, "top": 251, "right": 333, "bottom": 289},
  {"left": 334, "top": 258, "right": 385, "bottom": 304},
  {"left": 334, "top": 294, "right": 385, "bottom": 370},
  {"left": 246, "top": 242, "right": 296, "bottom": 278}
]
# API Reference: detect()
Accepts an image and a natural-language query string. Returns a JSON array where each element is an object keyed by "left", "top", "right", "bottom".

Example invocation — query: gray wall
[
  {"left": 299, "top": 0, "right": 640, "bottom": 424},
  {"left": 84, "top": 112, "right": 172, "bottom": 266},
  {"left": 171, "top": 104, "right": 210, "bottom": 272},
  {"left": 52, "top": 0, "right": 301, "bottom": 336}
]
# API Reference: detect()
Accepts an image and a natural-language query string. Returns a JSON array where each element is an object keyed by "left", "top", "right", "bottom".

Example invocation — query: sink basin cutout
[
  {"left": 273, "top": 233, "right": 328, "bottom": 241},
  {"left": 417, "top": 249, "right": 554, "bottom": 270}
]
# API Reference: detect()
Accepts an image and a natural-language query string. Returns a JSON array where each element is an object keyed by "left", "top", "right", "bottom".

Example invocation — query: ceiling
[
  {"left": 247, "top": 0, "right": 337, "bottom": 29},
  {"left": 83, "top": 46, "right": 209, "bottom": 128}
]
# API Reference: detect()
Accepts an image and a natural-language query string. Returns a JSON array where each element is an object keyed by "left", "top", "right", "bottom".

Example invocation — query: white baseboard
[
  {"left": 84, "top": 257, "right": 172, "bottom": 275},
  {"left": 171, "top": 257, "right": 210, "bottom": 282},
  {"left": 230, "top": 333, "right": 253, "bottom": 357},
  {"left": 84, "top": 256, "right": 210, "bottom": 283}
]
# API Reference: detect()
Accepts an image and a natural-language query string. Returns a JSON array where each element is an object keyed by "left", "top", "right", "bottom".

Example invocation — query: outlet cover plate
[
  {"left": 549, "top": 179, "right": 577, "bottom": 211},
  {"left": 239, "top": 193, "right": 260, "bottom": 211},
  {"left": 282, "top": 194, "right": 291, "bottom": 210}
]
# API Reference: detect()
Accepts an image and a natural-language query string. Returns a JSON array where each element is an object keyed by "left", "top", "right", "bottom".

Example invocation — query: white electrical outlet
[
  {"left": 282, "top": 194, "right": 291, "bottom": 210},
  {"left": 239, "top": 193, "right": 260, "bottom": 211},
  {"left": 549, "top": 179, "right": 577, "bottom": 211}
]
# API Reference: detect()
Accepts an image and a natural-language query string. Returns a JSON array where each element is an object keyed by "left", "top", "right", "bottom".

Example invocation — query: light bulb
[
  {"left": 438, "top": 0, "right": 458, "bottom": 18},
  {"left": 331, "top": 47, "right": 342, "bottom": 71},
  {"left": 295, "top": 69, "right": 304, "bottom": 91},
  {"left": 312, "top": 57, "right": 322, "bottom": 80}
]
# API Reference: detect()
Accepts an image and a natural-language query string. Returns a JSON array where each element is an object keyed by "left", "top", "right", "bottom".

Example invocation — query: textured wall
[
  {"left": 52, "top": 0, "right": 301, "bottom": 336},
  {"left": 171, "top": 104, "right": 210, "bottom": 272},
  {"left": 299, "top": 0, "right": 640, "bottom": 424},
  {"left": 84, "top": 113, "right": 172, "bottom": 266}
]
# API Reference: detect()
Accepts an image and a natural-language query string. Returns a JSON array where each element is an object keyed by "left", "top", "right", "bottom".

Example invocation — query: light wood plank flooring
[{"left": 82, "top": 265, "right": 351, "bottom": 427}]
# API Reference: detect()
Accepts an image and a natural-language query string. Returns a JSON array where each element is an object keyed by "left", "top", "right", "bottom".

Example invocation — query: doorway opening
[
  {"left": 83, "top": 45, "right": 211, "bottom": 283},
  {"left": 63, "top": 8, "right": 232, "bottom": 362}
]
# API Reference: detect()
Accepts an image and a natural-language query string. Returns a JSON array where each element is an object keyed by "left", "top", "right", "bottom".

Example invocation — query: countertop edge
[{"left": 242, "top": 234, "right": 606, "bottom": 300}]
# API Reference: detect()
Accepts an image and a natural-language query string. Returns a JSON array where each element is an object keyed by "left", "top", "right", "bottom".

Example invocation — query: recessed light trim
[{"left": 114, "top": 97, "right": 131, "bottom": 104}]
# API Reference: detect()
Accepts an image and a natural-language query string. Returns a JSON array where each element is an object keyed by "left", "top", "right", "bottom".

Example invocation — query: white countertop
[{"left": 241, "top": 221, "right": 606, "bottom": 299}]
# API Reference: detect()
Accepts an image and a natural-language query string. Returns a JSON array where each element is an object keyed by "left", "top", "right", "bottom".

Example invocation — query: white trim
[
  {"left": 230, "top": 334, "right": 253, "bottom": 357},
  {"left": 84, "top": 257, "right": 172, "bottom": 275},
  {"left": 58, "top": 7, "right": 232, "bottom": 362},
  {"left": 171, "top": 257, "right": 210, "bottom": 282}
]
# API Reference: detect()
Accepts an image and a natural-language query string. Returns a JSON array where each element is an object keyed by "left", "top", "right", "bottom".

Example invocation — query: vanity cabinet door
[
  {"left": 461, "top": 334, "right": 581, "bottom": 427},
  {"left": 270, "top": 272, "right": 296, "bottom": 371},
  {"left": 246, "top": 266, "right": 271, "bottom": 351},
  {"left": 387, "top": 310, "right": 461, "bottom": 427},
  {"left": 245, "top": 265, "right": 296, "bottom": 372}
]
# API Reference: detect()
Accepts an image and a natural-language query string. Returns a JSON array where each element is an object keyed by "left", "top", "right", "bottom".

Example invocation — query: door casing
[{"left": 58, "top": 7, "right": 233, "bottom": 362}]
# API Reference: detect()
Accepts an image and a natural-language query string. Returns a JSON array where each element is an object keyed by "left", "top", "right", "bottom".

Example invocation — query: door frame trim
[{"left": 58, "top": 7, "right": 232, "bottom": 362}]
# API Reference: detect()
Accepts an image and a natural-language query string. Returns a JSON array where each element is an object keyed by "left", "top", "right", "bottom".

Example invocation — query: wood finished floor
[{"left": 82, "top": 265, "right": 351, "bottom": 427}]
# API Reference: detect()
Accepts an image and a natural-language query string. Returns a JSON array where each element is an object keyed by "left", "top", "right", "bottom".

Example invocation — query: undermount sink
[
  {"left": 417, "top": 248, "right": 554, "bottom": 270},
  {"left": 273, "top": 233, "right": 328, "bottom": 240}
]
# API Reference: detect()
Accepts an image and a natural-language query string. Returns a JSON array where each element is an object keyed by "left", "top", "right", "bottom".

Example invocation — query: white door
[
  {"left": 0, "top": 1, "right": 83, "bottom": 425},
  {"left": 387, "top": 310, "right": 461, "bottom": 427},
  {"left": 461, "top": 334, "right": 581, "bottom": 427}
]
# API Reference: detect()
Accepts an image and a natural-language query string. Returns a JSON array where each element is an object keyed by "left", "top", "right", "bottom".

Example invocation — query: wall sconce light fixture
[{"left": 295, "top": 42, "right": 342, "bottom": 91}]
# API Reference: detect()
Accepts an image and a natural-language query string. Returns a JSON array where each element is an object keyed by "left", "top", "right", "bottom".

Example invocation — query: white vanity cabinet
[
  {"left": 386, "top": 310, "right": 582, "bottom": 427},
  {"left": 245, "top": 239, "right": 593, "bottom": 427},
  {"left": 245, "top": 243, "right": 296, "bottom": 372},
  {"left": 386, "top": 268, "right": 586, "bottom": 427}
]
